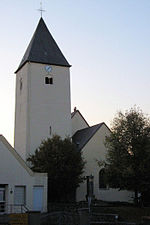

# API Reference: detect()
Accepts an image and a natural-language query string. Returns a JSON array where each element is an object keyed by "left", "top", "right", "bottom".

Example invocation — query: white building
[
  {"left": 72, "top": 108, "right": 134, "bottom": 202},
  {"left": 0, "top": 135, "right": 47, "bottom": 213},
  {"left": 0, "top": 17, "right": 133, "bottom": 210},
  {"left": 14, "top": 17, "right": 133, "bottom": 203}
]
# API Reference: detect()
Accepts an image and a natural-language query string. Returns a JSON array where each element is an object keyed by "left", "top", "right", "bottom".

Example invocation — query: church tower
[{"left": 14, "top": 18, "right": 72, "bottom": 160}]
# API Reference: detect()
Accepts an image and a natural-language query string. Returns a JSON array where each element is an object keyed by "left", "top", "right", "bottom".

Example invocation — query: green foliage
[
  {"left": 103, "top": 107, "right": 150, "bottom": 203},
  {"left": 27, "top": 135, "right": 85, "bottom": 202}
]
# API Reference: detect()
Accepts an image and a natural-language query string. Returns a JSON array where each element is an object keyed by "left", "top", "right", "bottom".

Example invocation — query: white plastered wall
[
  {"left": 15, "top": 62, "right": 72, "bottom": 159},
  {"left": 0, "top": 136, "right": 47, "bottom": 212},
  {"left": 76, "top": 124, "right": 134, "bottom": 202},
  {"left": 71, "top": 111, "right": 89, "bottom": 136},
  {"left": 14, "top": 63, "right": 29, "bottom": 160}
]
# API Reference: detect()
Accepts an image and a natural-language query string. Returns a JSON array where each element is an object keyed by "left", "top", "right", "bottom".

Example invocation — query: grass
[
  {"left": 92, "top": 205, "right": 150, "bottom": 223},
  {"left": 48, "top": 202, "right": 150, "bottom": 223}
]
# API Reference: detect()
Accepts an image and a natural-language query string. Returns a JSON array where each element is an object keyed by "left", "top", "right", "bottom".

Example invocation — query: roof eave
[
  {"left": 73, "top": 123, "right": 104, "bottom": 151},
  {"left": 15, "top": 60, "right": 72, "bottom": 74}
]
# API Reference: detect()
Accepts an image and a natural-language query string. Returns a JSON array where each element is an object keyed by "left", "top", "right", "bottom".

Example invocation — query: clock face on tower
[{"left": 45, "top": 65, "right": 52, "bottom": 73}]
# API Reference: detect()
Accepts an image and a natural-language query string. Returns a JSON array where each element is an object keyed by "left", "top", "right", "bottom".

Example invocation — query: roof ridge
[{"left": 76, "top": 122, "right": 103, "bottom": 133}]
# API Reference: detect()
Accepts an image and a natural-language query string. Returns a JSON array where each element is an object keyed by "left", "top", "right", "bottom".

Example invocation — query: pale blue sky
[{"left": 0, "top": 0, "right": 150, "bottom": 145}]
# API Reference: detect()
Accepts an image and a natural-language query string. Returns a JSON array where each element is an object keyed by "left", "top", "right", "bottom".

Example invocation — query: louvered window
[{"left": 14, "top": 186, "right": 26, "bottom": 205}]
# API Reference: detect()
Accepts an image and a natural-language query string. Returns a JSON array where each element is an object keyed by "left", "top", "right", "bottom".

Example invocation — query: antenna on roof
[{"left": 38, "top": 1, "right": 45, "bottom": 18}]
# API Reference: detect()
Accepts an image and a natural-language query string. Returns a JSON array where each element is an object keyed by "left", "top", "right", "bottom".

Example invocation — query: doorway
[{"left": 33, "top": 186, "right": 43, "bottom": 211}]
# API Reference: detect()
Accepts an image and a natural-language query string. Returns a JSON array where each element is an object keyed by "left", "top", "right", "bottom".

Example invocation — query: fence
[
  {"left": 40, "top": 211, "right": 79, "bottom": 225},
  {"left": 0, "top": 204, "right": 29, "bottom": 214}
]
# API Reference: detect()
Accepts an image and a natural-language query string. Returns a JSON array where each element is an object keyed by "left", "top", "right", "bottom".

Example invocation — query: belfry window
[{"left": 45, "top": 77, "right": 53, "bottom": 85}]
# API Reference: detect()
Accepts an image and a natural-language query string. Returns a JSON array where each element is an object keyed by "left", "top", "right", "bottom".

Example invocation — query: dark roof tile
[
  {"left": 16, "top": 18, "right": 71, "bottom": 73},
  {"left": 72, "top": 123, "right": 104, "bottom": 151}
]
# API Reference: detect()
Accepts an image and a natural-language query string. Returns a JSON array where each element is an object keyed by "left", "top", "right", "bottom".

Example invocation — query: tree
[
  {"left": 103, "top": 107, "right": 150, "bottom": 205},
  {"left": 27, "top": 135, "right": 85, "bottom": 202}
]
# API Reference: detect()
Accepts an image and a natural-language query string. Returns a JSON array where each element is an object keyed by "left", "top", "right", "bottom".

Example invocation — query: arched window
[{"left": 99, "top": 169, "right": 107, "bottom": 189}]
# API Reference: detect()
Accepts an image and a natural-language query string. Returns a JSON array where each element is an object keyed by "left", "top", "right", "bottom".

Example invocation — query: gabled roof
[
  {"left": 72, "top": 123, "right": 104, "bottom": 151},
  {"left": 71, "top": 108, "right": 89, "bottom": 127},
  {"left": 71, "top": 111, "right": 76, "bottom": 118},
  {"left": 0, "top": 135, "right": 47, "bottom": 177},
  {"left": 15, "top": 18, "right": 71, "bottom": 73}
]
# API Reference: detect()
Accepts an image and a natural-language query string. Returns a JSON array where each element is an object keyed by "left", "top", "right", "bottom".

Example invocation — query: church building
[
  {"left": 0, "top": 17, "right": 134, "bottom": 212},
  {"left": 14, "top": 18, "right": 72, "bottom": 160}
]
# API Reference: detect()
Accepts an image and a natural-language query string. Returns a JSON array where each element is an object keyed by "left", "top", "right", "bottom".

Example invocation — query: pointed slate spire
[{"left": 15, "top": 18, "right": 71, "bottom": 73}]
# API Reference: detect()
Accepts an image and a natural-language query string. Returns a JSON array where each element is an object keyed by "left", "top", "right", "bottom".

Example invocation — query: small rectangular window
[
  {"left": 49, "top": 126, "right": 52, "bottom": 135},
  {"left": 50, "top": 77, "right": 53, "bottom": 84},
  {"left": 45, "top": 77, "right": 49, "bottom": 84},
  {"left": 45, "top": 77, "right": 53, "bottom": 85}
]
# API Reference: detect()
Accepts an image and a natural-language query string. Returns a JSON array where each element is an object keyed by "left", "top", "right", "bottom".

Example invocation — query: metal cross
[{"left": 38, "top": 1, "right": 45, "bottom": 17}]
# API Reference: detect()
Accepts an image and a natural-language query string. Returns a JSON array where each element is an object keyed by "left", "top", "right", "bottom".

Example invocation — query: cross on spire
[{"left": 38, "top": 1, "right": 45, "bottom": 17}]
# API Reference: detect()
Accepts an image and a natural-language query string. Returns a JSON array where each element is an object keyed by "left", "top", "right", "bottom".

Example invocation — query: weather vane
[{"left": 38, "top": 1, "right": 45, "bottom": 17}]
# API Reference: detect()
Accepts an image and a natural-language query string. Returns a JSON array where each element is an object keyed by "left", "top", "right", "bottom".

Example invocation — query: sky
[{"left": 0, "top": 0, "right": 150, "bottom": 145}]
